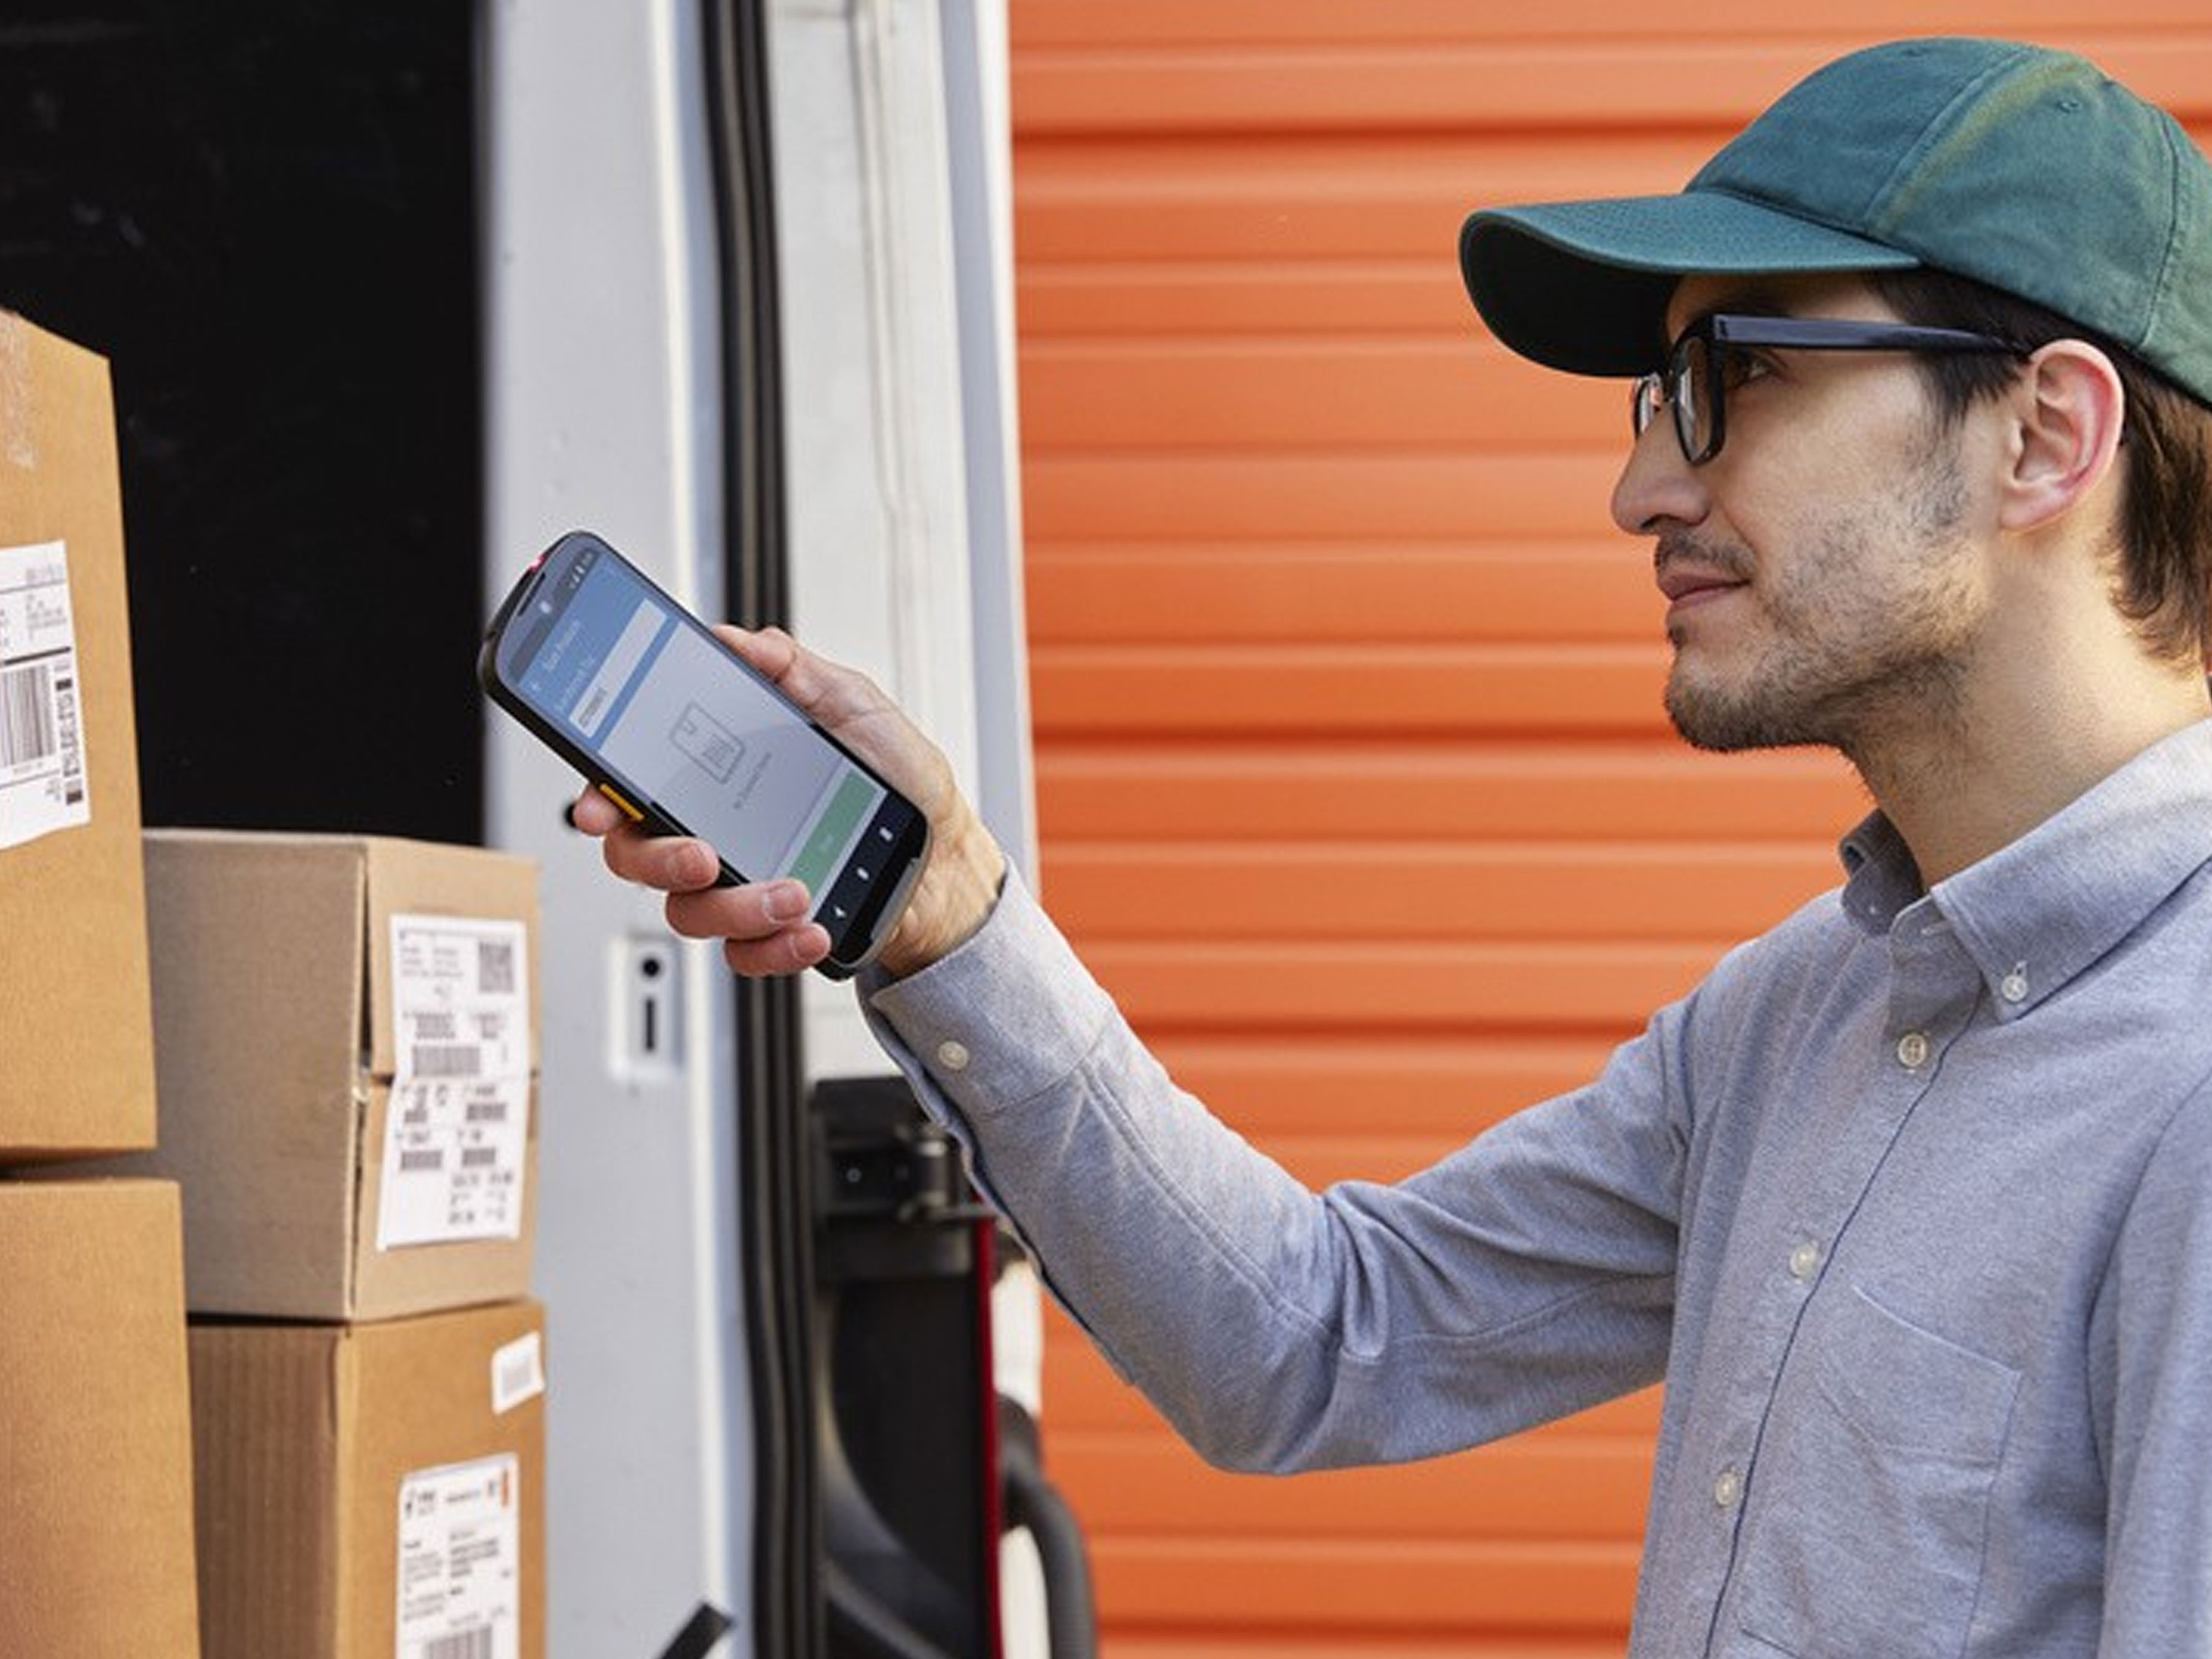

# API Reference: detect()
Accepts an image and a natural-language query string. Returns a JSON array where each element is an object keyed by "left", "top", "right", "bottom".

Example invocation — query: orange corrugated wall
[{"left": 1008, "top": 9, "right": 2212, "bottom": 1655}]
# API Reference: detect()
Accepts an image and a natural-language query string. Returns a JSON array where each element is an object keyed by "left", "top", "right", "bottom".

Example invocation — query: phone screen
[{"left": 487, "top": 534, "right": 925, "bottom": 966}]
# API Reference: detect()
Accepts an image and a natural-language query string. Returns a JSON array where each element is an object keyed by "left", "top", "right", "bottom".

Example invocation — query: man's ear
[{"left": 1998, "top": 339, "right": 2127, "bottom": 533}]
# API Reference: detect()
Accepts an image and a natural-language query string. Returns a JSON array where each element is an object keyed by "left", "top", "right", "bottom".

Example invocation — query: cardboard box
[
  {"left": 120, "top": 829, "right": 541, "bottom": 1319},
  {"left": 0, "top": 1179, "right": 202, "bottom": 1657},
  {"left": 0, "top": 314, "right": 156, "bottom": 1160},
  {"left": 191, "top": 1299, "right": 547, "bottom": 1659}
]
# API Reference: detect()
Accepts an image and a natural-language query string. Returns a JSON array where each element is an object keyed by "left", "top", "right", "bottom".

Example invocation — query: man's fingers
[
  {"left": 601, "top": 826, "right": 721, "bottom": 892},
  {"left": 570, "top": 786, "right": 627, "bottom": 837},
  {"left": 723, "top": 924, "right": 832, "bottom": 978},
  {"left": 664, "top": 879, "right": 813, "bottom": 944},
  {"left": 563, "top": 624, "right": 935, "bottom": 981},
  {"left": 570, "top": 791, "right": 724, "bottom": 892},
  {"left": 711, "top": 623, "right": 888, "bottom": 729}
]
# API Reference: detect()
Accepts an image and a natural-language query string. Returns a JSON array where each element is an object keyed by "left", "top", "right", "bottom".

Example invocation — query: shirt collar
[{"left": 1837, "top": 718, "right": 2212, "bottom": 1020}]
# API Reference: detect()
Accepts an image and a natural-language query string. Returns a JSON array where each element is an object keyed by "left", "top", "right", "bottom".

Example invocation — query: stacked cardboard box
[
  {"left": 191, "top": 1300, "right": 547, "bottom": 1659},
  {"left": 127, "top": 830, "right": 542, "bottom": 1321},
  {"left": 0, "top": 1180, "right": 202, "bottom": 1657},
  {"left": 0, "top": 314, "right": 156, "bottom": 1159},
  {"left": 0, "top": 314, "right": 202, "bottom": 1655},
  {"left": 116, "top": 830, "right": 549, "bottom": 1659},
  {"left": 0, "top": 311, "right": 551, "bottom": 1656}
]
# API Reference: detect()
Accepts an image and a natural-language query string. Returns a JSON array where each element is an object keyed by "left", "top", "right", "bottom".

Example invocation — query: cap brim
[{"left": 1461, "top": 190, "right": 1921, "bottom": 377}]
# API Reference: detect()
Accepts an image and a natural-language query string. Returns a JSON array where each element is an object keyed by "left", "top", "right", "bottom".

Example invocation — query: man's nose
[{"left": 1610, "top": 416, "right": 1708, "bottom": 537}]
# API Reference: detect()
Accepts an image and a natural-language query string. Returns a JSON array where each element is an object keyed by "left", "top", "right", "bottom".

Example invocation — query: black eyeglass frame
[{"left": 1631, "top": 314, "right": 2031, "bottom": 465}]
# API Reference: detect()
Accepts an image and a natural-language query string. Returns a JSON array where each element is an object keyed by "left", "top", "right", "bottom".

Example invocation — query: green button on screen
[{"left": 789, "top": 771, "right": 876, "bottom": 893}]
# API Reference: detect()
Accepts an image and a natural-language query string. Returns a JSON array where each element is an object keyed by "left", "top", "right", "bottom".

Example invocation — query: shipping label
[
  {"left": 491, "top": 1332, "right": 546, "bottom": 1416},
  {"left": 376, "top": 1074, "right": 531, "bottom": 1249},
  {"left": 390, "top": 915, "right": 531, "bottom": 1083},
  {"left": 378, "top": 915, "right": 532, "bottom": 1250},
  {"left": 396, "top": 1455, "right": 522, "bottom": 1659},
  {"left": 0, "top": 540, "right": 89, "bottom": 850}
]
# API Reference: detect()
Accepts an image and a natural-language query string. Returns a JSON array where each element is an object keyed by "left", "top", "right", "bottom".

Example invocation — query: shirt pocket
[{"left": 1735, "top": 1284, "right": 2022, "bottom": 1659}]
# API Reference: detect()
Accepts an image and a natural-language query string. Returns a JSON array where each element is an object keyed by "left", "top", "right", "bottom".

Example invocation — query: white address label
[
  {"left": 391, "top": 915, "right": 531, "bottom": 1084},
  {"left": 0, "top": 540, "right": 89, "bottom": 851},
  {"left": 379, "top": 916, "right": 532, "bottom": 1252},
  {"left": 396, "top": 1455, "right": 521, "bottom": 1659},
  {"left": 376, "top": 1075, "right": 531, "bottom": 1250}
]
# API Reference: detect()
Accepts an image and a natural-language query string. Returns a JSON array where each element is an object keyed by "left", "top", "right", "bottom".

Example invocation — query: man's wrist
[{"left": 877, "top": 807, "right": 1006, "bottom": 979}]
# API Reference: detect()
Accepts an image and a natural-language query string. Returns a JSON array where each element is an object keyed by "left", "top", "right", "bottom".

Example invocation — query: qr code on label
[{"left": 476, "top": 938, "right": 516, "bottom": 996}]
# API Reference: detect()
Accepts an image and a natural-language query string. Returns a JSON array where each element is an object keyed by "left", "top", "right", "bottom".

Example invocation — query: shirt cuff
[{"left": 861, "top": 866, "right": 1116, "bottom": 1124}]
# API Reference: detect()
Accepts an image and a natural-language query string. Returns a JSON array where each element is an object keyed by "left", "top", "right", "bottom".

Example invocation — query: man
[{"left": 579, "top": 37, "right": 2212, "bottom": 1657}]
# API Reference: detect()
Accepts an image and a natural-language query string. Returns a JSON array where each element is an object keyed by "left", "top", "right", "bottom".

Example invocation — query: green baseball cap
[{"left": 1460, "top": 37, "right": 2212, "bottom": 407}]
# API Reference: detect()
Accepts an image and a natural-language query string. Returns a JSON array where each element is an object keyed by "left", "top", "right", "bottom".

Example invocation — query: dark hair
[{"left": 1870, "top": 267, "right": 2212, "bottom": 669}]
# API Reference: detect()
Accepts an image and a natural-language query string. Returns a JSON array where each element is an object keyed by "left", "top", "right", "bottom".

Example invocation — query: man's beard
[{"left": 1660, "top": 449, "right": 1979, "bottom": 759}]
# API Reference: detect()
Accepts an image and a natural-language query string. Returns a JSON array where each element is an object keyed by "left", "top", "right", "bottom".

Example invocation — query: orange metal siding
[{"left": 1008, "top": 9, "right": 2212, "bottom": 1654}]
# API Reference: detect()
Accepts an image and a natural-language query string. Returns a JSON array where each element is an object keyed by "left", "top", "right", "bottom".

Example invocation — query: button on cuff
[
  {"left": 868, "top": 869, "right": 1119, "bottom": 1115},
  {"left": 936, "top": 1040, "right": 971, "bottom": 1073}
]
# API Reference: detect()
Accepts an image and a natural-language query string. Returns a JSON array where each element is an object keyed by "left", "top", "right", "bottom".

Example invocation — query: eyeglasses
[{"left": 1631, "top": 314, "right": 2029, "bottom": 465}]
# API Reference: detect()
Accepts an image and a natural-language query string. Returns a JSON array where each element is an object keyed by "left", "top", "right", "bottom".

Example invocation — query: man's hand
[{"left": 571, "top": 625, "right": 1005, "bottom": 979}]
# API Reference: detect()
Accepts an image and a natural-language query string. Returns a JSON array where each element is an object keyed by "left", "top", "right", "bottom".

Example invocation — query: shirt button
[
  {"left": 1713, "top": 1467, "right": 1744, "bottom": 1510},
  {"left": 1896, "top": 1030, "right": 1931, "bottom": 1069},
  {"left": 2001, "top": 967, "right": 2030, "bottom": 1004},
  {"left": 936, "top": 1040, "right": 971, "bottom": 1072},
  {"left": 1788, "top": 1241, "right": 1821, "bottom": 1282}
]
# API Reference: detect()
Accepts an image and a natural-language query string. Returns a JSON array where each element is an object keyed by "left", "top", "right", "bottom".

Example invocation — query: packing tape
[{"left": 0, "top": 314, "right": 31, "bottom": 470}]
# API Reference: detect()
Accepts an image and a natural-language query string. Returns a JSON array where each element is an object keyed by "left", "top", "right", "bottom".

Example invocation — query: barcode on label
[
  {"left": 424, "top": 1631, "right": 493, "bottom": 1659},
  {"left": 412, "top": 1044, "right": 483, "bottom": 1078},
  {"left": 55, "top": 670, "right": 81, "bottom": 802},
  {"left": 400, "top": 1150, "right": 445, "bottom": 1172},
  {"left": 0, "top": 661, "right": 56, "bottom": 768},
  {"left": 465, "top": 1099, "right": 508, "bottom": 1124},
  {"left": 461, "top": 1147, "right": 500, "bottom": 1169},
  {"left": 476, "top": 938, "right": 516, "bottom": 995}
]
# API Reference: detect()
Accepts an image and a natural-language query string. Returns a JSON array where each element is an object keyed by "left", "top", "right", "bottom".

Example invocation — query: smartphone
[{"left": 480, "top": 530, "right": 930, "bottom": 978}]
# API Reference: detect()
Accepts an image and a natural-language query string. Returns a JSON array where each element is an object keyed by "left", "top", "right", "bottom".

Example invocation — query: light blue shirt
[{"left": 864, "top": 718, "right": 2212, "bottom": 1657}]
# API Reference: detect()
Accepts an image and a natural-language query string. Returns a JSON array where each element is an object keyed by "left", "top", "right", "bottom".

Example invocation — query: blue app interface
[{"left": 514, "top": 551, "right": 884, "bottom": 903}]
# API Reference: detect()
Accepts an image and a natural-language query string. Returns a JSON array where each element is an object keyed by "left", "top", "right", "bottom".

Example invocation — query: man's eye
[{"left": 1719, "top": 348, "right": 1776, "bottom": 389}]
